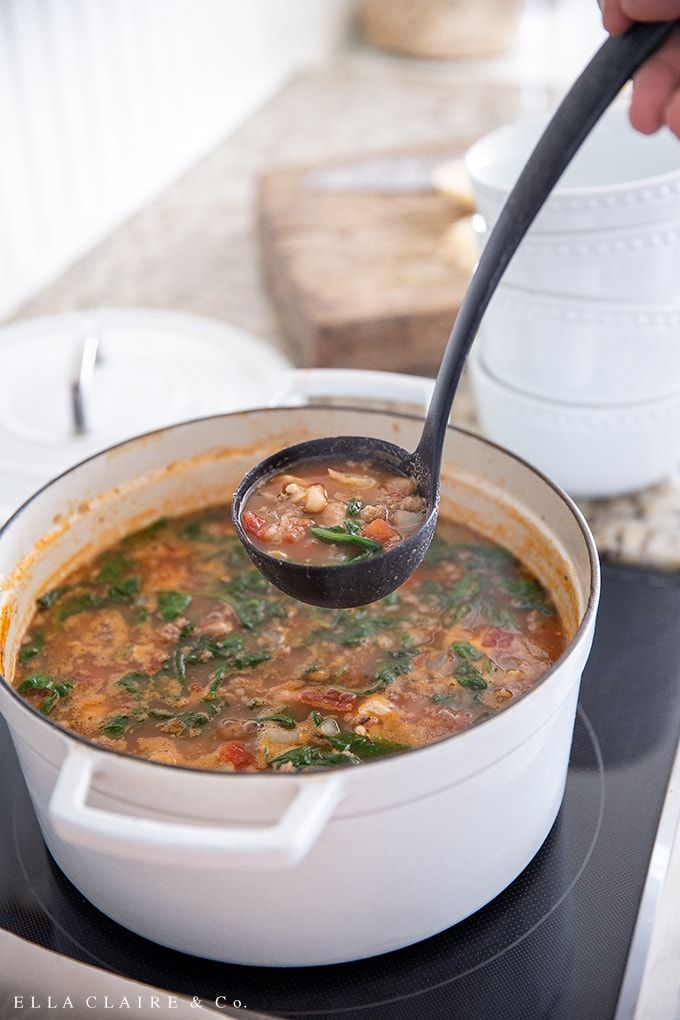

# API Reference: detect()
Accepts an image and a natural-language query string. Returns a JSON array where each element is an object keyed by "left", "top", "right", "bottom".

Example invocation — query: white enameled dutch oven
[{"left": 0, "top": 370, "right": 600, "bottom": 967}]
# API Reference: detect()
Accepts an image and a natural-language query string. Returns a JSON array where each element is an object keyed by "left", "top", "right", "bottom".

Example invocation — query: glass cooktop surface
[{"left": 1, "top": 563, "right": 680, "bottom": 1020}]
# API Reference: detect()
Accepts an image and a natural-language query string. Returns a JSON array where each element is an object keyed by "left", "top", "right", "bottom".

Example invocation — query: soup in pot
[{"left": 12, "top": 505, "right": 566, "bottom": 772}]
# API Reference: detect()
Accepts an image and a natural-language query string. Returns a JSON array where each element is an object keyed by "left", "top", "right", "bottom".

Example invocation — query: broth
[{"left": 12, "top": 505, "right": 566, "bottom": 772}]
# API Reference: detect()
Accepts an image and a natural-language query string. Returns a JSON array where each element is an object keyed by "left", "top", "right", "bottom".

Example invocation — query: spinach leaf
[
  {"left": 373, "top": 641, "right": 417, "bottom": 688},
  {"left": 303, "top": 662, "right": 321, "bottom": 675},
  {"left": 117, "top": 671, "right": 149, "bottom": 695},
  {"left": 18, "top": 672, "right": 55, "bottom": 693},
  {"left": 102, "top": 712, "right": 143, "bottom": 737},
  {"left": 424, "top": 539, "right": 515, "bottom": 569},
  {"left": 232, "top": 648, "right": 271, "bottom": 669},
  {"left": 49, "top": 576, "right": 140, "bottom": 621},
  {"left": 18, "top": 674, "right": 72, "bottom": 714},
  {"left": 332, "top": 549, "right": 379, "bottom": 566},
  {"left": 232, "top": 595, "right": 285, "bottom": 630},
  {"left": 310, "top": 710, "right": 323, "bottom": 726},
  {"left": 500, "top": 577, "right": 554, "bottom": 616},
  {"left": 455, "top": 544, "right": 516, "bottom": 572},
  {"left": 221, "top": 570, "right": 270, "bottom": 595},
  {"left": 211, "top": 537, "right": 250, "bottom": 568},
  {"left": 56, "top": 592, "right": 107, "bottom": 622},
  {"left": 172, "top": 710, "right": 213, "bottom": 730},
  {"left": 270, "top": 744, "right": 360, "bottom": 770},
  {"left": 450, "top": 641, "right": 494, "bottom": 672},
  {"left": 149, "top": 647, "right": 189, "bottom": 686},
  {"left": 184, "top": 520, "right": 213, "bottom": 542},
  {"left": 201, "top": 669, "right": 231, "bottom": 701},
  {"left": 204, "top": 672, "right": 225, "bottom": 700},
  {"left": 185, "top": 632, "right": 270, "bottom": 671},
  {"left": 255, "top": 711, "right": 297, "bottom": 729},
  {"left": 184, "top": 519, "right": 240, "bottom": 549},
  {"left": 17, "top": 669, "right": 71, "bottom": 709},
  {"left": 185, "top": 633, "right": 233, "bottom": 664},
  {"left": 108, "top": 577, "right": 141, "bottom": 603},
  {"left": 420, "top": 576, "right": 483, "bottom": 625},
  {"left": 97, "top": 555, "right": 133, "bottom": 584},
  {"left": 422, "top": 576, "right": 482, "bottom": 610},
  {"left": 18, "top": 630, "right": 44, "bottom": 664},
  {"left": 41, "top": 681, "right": 74, "bottom": 715},
  {"left": 462, "top": 543, "right": 516, "bottom": 564},
  {"left": 319, "top": 608, "right": 396, "bottom": 647},
  {"left": 451, "top": 640, "right": 480, "bottom": 660},
  {"left": 325, "top": 731, "right": 408, "bottom": 760},
  {"left": 156, "top": 590, "right": 192, "bottom": 621},
  {"left": 37, "top": 586, "right": 68, "bottom": 609},
  {"left": 154, "top": 702, "right": 221, "bottom": 733},
  {"left": 173, "top": 649, "right": 186, "bottom": 684},
  {"left": 343, "top": 518, "right": 362, "bottom": 536},
  {"left": 454, "top": 661, "right": 487, "bottom": 691},
  {"left": 431, "top": 691, "right": 458, "bottom": 706},
  {"left": 344, "top": 639, "right": 417, "bottom": 696},
  {"left": 309, "top": 526, "right": 381, "bottom": 554},
  {"left": 103, "top": 699, "right": 221, "bottom": 738},
  {"left": 214, "top": 570, "right": 287, "bottom": 630},
  {"left": 485, "top": 604, "right": 520, "bottom": 631},
  {"left": 347, "top": 497, "right": 364, "bottom": 516},
  {"left": 230, "top": 597, "right": 268, "bottom": 629},
  {"left": 124, "top": 517, "right": 169, "bottom": 543}
]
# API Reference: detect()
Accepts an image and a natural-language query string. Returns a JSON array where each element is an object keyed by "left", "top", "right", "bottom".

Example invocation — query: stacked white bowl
[{"left": 464, "top": 107, "right": 680, "bottom": 498}]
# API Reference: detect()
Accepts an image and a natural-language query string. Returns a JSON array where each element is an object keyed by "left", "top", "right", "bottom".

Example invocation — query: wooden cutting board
[{"left": 257, "top": 144, "right": 474, "bottom": 375}]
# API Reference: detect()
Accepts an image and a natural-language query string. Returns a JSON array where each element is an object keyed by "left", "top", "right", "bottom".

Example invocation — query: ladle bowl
[{"left": 231, "top": 435, "right": 437, "bottom": 607}]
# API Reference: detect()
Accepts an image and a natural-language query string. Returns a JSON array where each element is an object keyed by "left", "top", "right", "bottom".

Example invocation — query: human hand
[{"left": 599, "top": 0, "right": 680, "bottom": 136}]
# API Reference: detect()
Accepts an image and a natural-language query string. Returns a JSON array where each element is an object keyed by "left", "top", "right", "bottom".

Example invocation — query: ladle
[{"left": 233, "top": 19, "right": 678, "bottom": 608}]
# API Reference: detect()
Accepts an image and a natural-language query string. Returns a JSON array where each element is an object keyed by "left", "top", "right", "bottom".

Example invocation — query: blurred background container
[{"left": 357, "top": 0, "right": 525, "bottom": 59}]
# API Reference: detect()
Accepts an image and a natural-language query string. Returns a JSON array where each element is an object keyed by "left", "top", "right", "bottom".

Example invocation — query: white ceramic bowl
[
  {"left": 498, "top": 217, "right": 680, "bottom": 301},
  {"left": 466, "top": 107, "right": 680, "bottom": 234},
  {"left": 479, "top": 285, "right": 680, "bottom": 405},
  {"left": 469, "top": 346, "right": 680, "bottom": 498}
]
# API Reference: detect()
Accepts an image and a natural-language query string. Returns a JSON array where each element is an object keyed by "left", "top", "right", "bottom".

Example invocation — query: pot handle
[
  {"left": 270, "top": 368, "right": 434, "bottom": 415},
  {"left": 49, "top": 745, "right": 344, "bottom": 870}
]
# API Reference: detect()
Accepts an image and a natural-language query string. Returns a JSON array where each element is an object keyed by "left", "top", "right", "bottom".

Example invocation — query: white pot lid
[{"left": 0, "top": 308, "right": 291, "bottom": 521}]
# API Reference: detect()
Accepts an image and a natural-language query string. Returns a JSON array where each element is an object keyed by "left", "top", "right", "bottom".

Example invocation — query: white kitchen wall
[{"left": 0, "top": 0, "right": 351, "bottom": 319}]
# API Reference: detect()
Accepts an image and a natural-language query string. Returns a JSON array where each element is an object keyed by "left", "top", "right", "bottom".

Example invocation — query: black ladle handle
[{"left": 416, "top": 18, "right": 679, "bottom": 481}]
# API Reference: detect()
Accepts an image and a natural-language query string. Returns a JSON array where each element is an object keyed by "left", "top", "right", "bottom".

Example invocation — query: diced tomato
[
  {"left": 218, "top": 742, "right": 256, "bottom": 770},
  {"left": 482, "top": 627, "right": 514, "bottom": 649},
  {"left": 242, "top": 511, "right": 268, "bottom": 539},
  {"left": 299, "top": 688, "right": 357, "bottom": 712},
  {"left": 361, "top": 518, "right": 399, "bottom": 545}
]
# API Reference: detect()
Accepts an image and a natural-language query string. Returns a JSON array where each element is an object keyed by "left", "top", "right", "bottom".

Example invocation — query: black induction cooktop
[{"left": 1, "top": 562, "right": 680, "bottom": 1020}]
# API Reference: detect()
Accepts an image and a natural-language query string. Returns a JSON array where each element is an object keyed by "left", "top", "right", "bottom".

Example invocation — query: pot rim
[{"left": 0, "top": 403, "right": 600, "bottom": 780}]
